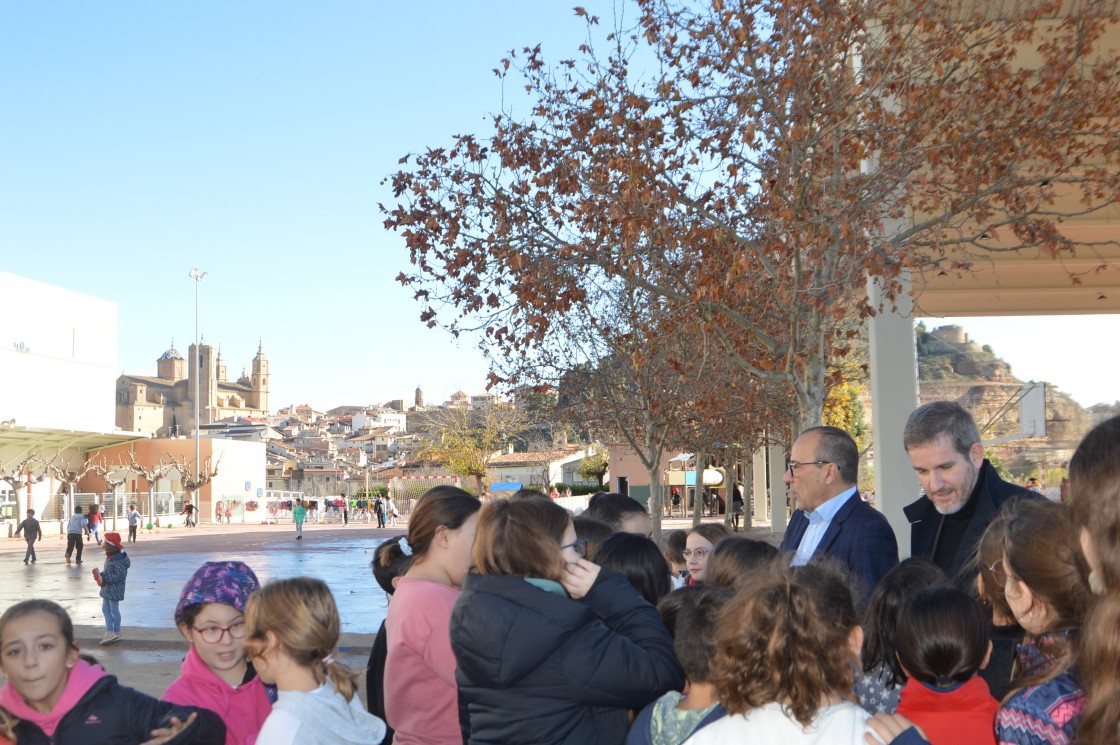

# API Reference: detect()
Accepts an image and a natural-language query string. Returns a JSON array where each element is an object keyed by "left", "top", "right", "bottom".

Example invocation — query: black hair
[
  {"left": 657, "top": 585, "right": 706, "bottom": 637},
  {"left": 861, "top": 557, "right": 950, "bottom": 686},
  {"left": 592, "top": 532, "right": 672, "bottom": 606},
  {"left": 372, "top": 536, "right": 414, "bottom": 595},
  {"left": 583, "top": 493, "right": 648, "bottom": 532},
  {"left": 896, "top": 586, "right": 990, "bottom": 689},
  {"left": 673, "top": 587, "right": 734, "bottom": 683}
]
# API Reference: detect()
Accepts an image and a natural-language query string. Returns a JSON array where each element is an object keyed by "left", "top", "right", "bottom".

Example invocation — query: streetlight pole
[{"left": 189, "top": 268, "right": 207, "bottom": 506}]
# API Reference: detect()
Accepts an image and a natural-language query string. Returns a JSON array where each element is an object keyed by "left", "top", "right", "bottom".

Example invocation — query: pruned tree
[
  {"left": 385, "top": 0, "right": 1120, "bottom": 431},
  {"left": 48, "top": 455, "right": 99, "bottom": 520},
  {"left": 125, "top": 453, "right": 175, "bottom": 528},
  {"left": 0, "top": 449, "right": 54, "bottom": 520},
  {"left": 415, "top": 402, "right": 530, "bottom": 494},
  {"left": 91, "top": 459, "right": 130, "bottom": 529},
  {"left": 168, "top": 453, "right": 222, "bottom": 512}
]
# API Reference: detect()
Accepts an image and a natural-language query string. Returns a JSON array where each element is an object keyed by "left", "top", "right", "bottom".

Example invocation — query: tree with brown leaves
[{"left": 384, "top": 0, "right": 1120, "bottom": 431}]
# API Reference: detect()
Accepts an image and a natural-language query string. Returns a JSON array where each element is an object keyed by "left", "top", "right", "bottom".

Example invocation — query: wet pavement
[
  {"left": 0, "top": 520, "right": 404, "bottom": 635},
  {"left": 1, "top": 515, "right": 776, "bottom": 698}
]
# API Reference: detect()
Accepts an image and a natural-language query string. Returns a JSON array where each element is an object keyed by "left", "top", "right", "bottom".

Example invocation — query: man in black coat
[{"left": 903, "top": 401, "right": 1038, "bottom": 580}]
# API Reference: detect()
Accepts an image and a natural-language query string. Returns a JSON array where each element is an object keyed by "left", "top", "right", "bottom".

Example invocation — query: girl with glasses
[
  {"left": 450, "top": 498, "right": 684, "bottom": 744},
  {"left": 164, "top": 561, "right": 274, "bottom": 745},
  {"left": 684, "top": 524, "right": 732, "bottom": 585}
]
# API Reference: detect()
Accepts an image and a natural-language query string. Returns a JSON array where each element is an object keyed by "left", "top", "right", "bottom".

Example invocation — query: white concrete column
[
  {"left": 752, "top": 448, "right": 768, "bottom": 523},
  {"left": 867, "top": 272, "right": 921, "bottom": 558},
  {"left": 768, "top": 444, "right": 787, "bottom": 534}
]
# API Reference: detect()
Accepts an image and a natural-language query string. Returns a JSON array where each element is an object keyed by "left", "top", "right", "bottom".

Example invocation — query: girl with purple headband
[{"left": 163, "top": 561, "right": 273, "bottom": 745}]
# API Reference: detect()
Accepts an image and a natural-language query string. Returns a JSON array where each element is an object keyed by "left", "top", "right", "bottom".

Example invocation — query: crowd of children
[{"left": 2, "top": 414, "right": 1119, "bottom": 745}]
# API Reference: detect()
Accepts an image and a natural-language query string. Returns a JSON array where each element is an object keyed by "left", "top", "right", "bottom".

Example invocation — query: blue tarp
[{"left": 489, "top": 482, "right": 522, "bottom": 491}]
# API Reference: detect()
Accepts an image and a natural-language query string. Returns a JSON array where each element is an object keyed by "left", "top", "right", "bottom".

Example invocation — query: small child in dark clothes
[
  {"left": 14, "top": 509, "right": 42, "bottom": 565},
  {"left": 367, "top": 535, "right": 414, "bottom": 743}
]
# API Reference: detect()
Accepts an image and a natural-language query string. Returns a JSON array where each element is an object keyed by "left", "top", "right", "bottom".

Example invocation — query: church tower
[
  {"left": 156, "top": 342, "right": 186, "bottom": 382},
  {"left": 250, "top": 341, "right": 270, "bottom": 413},
  {"left": 187, "top": 341, "right": 217, "bottom": 430},
  {"left": 215, "top": 346, "right": 228, "bottom": 382},
  {"left": 415, "top": 385, "right": 425, "bottom": 408}
]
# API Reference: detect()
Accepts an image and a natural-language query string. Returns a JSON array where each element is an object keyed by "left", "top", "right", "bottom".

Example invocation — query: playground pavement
[{"left": 0, "top": 514, "right": 778, "bottom": 700}]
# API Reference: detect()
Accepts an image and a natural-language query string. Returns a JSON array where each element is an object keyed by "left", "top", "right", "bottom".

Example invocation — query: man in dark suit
[
  {"left": 779, "top": 426, "right": 898, "bottom": 609},
  {"left": 903, "top": 401, "right": 1038, "bottom": 581}
]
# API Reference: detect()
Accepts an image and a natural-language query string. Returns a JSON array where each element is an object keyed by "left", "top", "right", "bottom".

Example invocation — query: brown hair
[
  {"left": 704, "top": 536, "right": 781, "bottom": 590},
  {"left": 243, "top": 577, "right": 360, "bottom": 702},
  {"left": 1068, "top": 416, "right": 1120, "bottom": 745},
  {"left": 472, "top": 498, "right": 569, "bottom": 582},
  {"left": 904, "top": 401, "right": 982, "bottom": 457},
  {"left": 0, "top": 599, "right": 78, "bottom": 653},
  {"left": 687, "top": 522, "right": 732, "bottom": 547},
  {"left": 381, "top": 485, "right": 480, "bottom": 565},
  {"left": 572, "top": 515, "right": 613, "bottom": 559},
  {"left": 673, "top": 587, "right": 734, "bottom": 684},
  {"left": 712, "top": 563, "right": 858, "bottom": 725},
  {"left": 973, "top": 508, "right": 1016, "bottom": 622},
  {"left": 1002, "top": 499, "right": 1091, "bottom": 698}
]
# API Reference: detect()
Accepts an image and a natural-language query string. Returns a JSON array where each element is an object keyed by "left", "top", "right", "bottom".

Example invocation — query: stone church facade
[{"left": 116, "top": 342, "right": 270, "bottom": 436}]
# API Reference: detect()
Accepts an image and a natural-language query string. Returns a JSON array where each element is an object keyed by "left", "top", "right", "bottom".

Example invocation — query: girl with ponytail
[
  {"left": 383, "top": 486, "right": 481, "bottom": 744},
  {"left": 244, "top": 577, "right": 385, "bottom": 745},
  {"left": 1069, "top": 415, "right": 1120, "bottom": 745}
]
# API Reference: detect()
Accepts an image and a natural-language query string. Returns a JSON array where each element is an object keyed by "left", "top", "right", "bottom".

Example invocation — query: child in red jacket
[{"left": 895, "top": 586, "right": 999, "bottom": 745}]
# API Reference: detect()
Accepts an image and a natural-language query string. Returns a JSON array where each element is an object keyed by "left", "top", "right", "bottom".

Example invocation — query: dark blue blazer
[{"left": 779, "top": 491, "right": 899, "bottom": 610}]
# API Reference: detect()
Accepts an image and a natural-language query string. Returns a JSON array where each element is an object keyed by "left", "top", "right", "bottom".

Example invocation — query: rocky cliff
[{"left": 914, "top": 324, "right": 1092, "bottom": 476}]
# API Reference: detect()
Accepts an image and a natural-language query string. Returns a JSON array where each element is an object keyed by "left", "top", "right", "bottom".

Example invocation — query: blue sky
[{"left": 2, "top": 3, "right": 1114, "bottom": 411}]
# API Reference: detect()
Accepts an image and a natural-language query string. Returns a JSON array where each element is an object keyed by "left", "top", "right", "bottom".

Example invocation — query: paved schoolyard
[{"left": 0, "top": 514, "right": 780, "bottom": 697}]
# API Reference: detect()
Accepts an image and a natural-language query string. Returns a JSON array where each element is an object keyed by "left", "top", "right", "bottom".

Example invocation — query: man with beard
[{"left": 903, "top": 401, "right": 1038, "bottom": 580}]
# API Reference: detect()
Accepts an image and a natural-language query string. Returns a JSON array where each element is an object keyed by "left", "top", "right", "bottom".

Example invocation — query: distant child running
[
  {"left": 86, "top": 503, "right": 103, "bottom": 545},
  {"left": 0, "top": 598, "right": 227, "bottom": 744},
  {"left": 293, "top": 499, "right": 307, "bottom": 540},
  {"left": 93, "top": 532, "right": 130, "bottom": 646},
  {"left": 164, "top": 561, "right": 273, "bottom": 745},
  {"left": 64, "top": 506, "right": 87, "bottom": 565},
  {"left": 245, "top": 577, "right": 386, "bottom": 745},
  {"left": 15, "top": 508, "right": 43, "bottom": 565}
]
